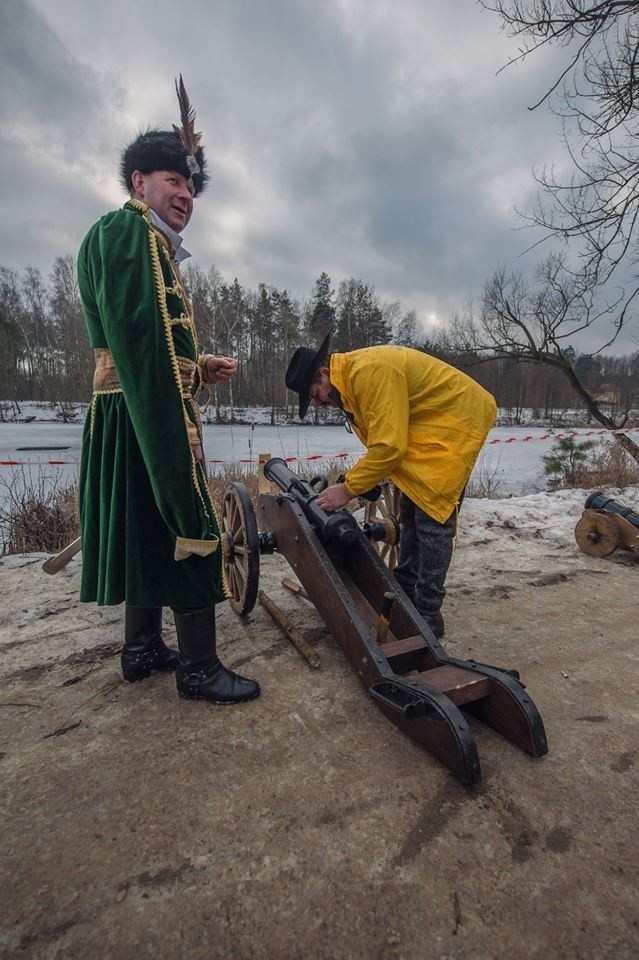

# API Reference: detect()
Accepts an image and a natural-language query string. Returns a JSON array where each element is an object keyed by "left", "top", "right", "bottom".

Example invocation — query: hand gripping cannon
[{"left": 220, "top": 458, "right": 548, "bottom": 786}]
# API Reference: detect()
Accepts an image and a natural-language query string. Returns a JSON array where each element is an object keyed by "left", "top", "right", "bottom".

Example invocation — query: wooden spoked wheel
[
  {"left": 363, "top": 479, "right": 402, "bottom": 570},
  {"left": 221, "top": 482, "right": 260, "bottom": 615},
  {"left": 574, "top": 509, "right": 620, "bottom": 558}
]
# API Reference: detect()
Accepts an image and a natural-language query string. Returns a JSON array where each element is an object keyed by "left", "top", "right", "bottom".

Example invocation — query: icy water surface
[{"left": 1, "top": 419, "right": 607, "bottom": 499}]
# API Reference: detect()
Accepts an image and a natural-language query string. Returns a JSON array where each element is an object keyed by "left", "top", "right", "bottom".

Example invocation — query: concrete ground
[{"left": 1, "top": 513, "right": 638, "bottom": 960}]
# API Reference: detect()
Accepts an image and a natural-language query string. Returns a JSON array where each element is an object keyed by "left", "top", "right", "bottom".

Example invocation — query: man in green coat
[{"left": 78, "top": 78, "right": 259, "bottom": 705}]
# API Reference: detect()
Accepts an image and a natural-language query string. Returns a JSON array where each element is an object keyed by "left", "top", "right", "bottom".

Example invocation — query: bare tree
[
  {"left": 49, "top": 255, "right": 92, "bottom": 398},
  {"left": 184, "top": 264, "right": 224, "bottom": 352},
  {"left": 394, "top": 308, "right": 420, "bottom": 347},
  {"left": 448, "top": 250, "right": 639, "bottom": 459},
  {"left": 480, "top": 1, "right": 639, "bottom": 329},
  {"left": 0, "top": 268, "right": 24, "bottom": 405}
]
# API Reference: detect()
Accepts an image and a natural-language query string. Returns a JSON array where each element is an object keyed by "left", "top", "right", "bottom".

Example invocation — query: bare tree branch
[{"left": 481, "top": 1, "right": 639, "bottom": 318}]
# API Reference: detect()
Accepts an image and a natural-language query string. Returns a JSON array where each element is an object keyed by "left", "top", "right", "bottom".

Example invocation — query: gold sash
[{"left": 92, "top": 348, "right": 201, "bottom": 399}]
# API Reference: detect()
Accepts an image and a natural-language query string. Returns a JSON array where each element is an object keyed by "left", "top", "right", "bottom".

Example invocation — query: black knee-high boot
[
  {"left": 172, "top": 606, "right": 260, "bottom": 704},
  {"left": 121, "top": 606, "right": 178, "bottom": 682}
]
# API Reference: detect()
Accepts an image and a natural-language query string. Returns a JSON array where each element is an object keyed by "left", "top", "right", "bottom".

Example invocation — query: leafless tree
[
  {"left": 480, "top": 1, "right": 639, "bottom": 336},
  {"left": 449, "top": 250, "right": 639, "bottom": 459}
]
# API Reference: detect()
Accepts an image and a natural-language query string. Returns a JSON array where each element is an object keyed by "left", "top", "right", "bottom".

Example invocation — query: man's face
[
  {"left": 131, "top": 169, "right": 194, "bottom": 232},
  {"left": 308, "top": 367, "right": 337, "bottom": 408}
]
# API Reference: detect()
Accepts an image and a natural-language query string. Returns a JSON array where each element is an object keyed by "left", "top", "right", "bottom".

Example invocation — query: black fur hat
[{"left": 120, "top": 129, "right": 209, "bottom": 197}]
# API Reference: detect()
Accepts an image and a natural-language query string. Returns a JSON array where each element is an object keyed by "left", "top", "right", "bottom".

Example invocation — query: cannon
[
  {"left": 221, "top": 457, "right": 548, "bottom": 787},
  {"left": 575, "top": 491, "right": 639, "bottom": 558},
  {"left": 43, "top": 458, "right": 549, "bottom": 785}
]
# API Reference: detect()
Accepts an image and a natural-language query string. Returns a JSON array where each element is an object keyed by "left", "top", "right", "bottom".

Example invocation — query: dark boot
[
  {"left": 173, "top": 606, "right": 260, "bottom": 705},
  {"left": 121, "top": 606, "right": 178, "bottom": 682},
  {"left": 422, "top": 609, "right": 445, "bottom": 639}
]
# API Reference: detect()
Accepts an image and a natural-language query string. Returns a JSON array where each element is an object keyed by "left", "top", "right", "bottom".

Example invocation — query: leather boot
[
  {"left": 121, "top": 606, "right": 178, "bottom": 682},
  {"left": 422, "top": 609, "right": 445, "bottom": 639},
  {"left": 173, "top": 606, "right": 260, "bottom": 704}
]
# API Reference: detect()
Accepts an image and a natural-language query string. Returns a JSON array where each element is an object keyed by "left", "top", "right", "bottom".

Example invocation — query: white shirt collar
[{"left": 149, "top": 209, "right": 192, "bottom": 263}]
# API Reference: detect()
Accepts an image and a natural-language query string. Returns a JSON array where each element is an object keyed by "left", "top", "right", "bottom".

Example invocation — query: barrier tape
[
  {"left": 0, "top": 453, "right": 355, "bottom": 466},
  {"left": 487, "top": 427, "right": 639, "bottom": 445},
  {"left": 0, "top": 459, "right": 81, "bottom": 466},
  {"left": 2, "top": 426, "right": 638, "bottom": 467}
]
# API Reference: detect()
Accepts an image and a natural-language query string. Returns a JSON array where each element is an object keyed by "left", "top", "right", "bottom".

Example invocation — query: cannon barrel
[
  {"left": 585, "top": 491, "right": 639, "bottom": 529},
  {"left": 263, "top": 457, "right": 360, "bottom": 547}
]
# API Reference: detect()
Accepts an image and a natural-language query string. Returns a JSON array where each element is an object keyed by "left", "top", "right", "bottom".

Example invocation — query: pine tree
[{"left": 307, "top": 272, "right": 336, "bottom": 343}]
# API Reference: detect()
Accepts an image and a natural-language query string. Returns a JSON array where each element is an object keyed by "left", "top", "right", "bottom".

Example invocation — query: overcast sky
[{"left": 3, "top": 0, "right": 636, "bottom": 353}]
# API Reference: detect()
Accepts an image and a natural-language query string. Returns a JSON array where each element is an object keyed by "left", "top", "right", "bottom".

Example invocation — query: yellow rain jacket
[{"left": 330, "top": 346, "right": 497, "bottom": 524}]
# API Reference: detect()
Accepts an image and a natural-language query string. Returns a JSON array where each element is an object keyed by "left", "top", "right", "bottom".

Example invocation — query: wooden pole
[
  {"left": 42, "top": 536, "right": 82, "bottom": 574},
  {"left": 258, "top": 452, "right": 272, "bottom": 495},
  {"left": 281, "top": 577, "right": 311, "bottom": 603},
  {"left": 258, "top": 589, "right": 320, "bottom": 669},
  {"left": 375, "top": 592, "right": 395, "bottom": 646}
]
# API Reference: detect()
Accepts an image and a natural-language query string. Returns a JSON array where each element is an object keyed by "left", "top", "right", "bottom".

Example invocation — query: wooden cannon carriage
[
  {"left": 43, "top": 458, "right": 548, "bottom": 786},
  {"left": 575, "top": 491, "right": 639, "bottom": 558},
  {"left": 221, "top": 458, "right": 548, "bottom": 787}
]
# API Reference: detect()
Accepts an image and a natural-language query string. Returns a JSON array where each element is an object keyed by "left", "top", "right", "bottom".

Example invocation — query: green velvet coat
[{"left": 77, "top": 200, "right": 229, "bottom": 608}]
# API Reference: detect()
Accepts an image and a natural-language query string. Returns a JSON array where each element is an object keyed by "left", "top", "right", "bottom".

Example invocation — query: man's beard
[
  {"left": 327, "top": 386, "right": 344, "bottom": 408},
  {"left": 327, "top": 385, "right": 356, "bottom": 431}
]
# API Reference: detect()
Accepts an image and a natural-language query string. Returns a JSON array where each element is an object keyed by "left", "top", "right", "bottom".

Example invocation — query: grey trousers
[{"left": 393, "top": 493, "right": 457, "bottom": 616}]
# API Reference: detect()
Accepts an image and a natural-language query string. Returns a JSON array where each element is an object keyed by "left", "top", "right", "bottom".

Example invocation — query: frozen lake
[{"left": 0, "top": 418, "right": 617, "bottom": 500}]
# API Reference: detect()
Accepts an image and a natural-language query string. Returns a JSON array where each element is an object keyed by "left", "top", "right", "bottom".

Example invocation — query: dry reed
[{"left": 4, "top": 446, "right": 635, "bottom": 557}]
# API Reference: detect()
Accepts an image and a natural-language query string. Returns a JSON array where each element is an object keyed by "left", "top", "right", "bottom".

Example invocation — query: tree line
[{"left": 1, "top": 257, "right": 639, "bottom": 425}]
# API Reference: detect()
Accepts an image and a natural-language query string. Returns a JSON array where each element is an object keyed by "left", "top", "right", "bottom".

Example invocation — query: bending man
[{"left": 285, "top": 337, "right": 497, "bottom": 637}]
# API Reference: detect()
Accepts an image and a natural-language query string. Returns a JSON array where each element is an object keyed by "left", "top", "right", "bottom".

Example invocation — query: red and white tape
[
  {"left": 0, "top": 452, "right": 356, "bottom": 467},
  {"left": 487, "top": 426, "right": 639, "bottom": 445},
  {"left": 2, "top": 426, "right": 637, "bottom": 467}
]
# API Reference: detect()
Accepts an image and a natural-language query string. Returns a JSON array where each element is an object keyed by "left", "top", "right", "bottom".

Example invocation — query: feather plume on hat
[
  {"left": 173, "top": 74, "right": 202, "bottom": 178},
  {"left": 120, "top": 76, "right": 209, "bottom": 196}
]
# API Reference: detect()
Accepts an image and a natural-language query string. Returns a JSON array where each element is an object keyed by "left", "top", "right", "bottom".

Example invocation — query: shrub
[
  {"left": 573, "top": 438, "right": 639, "bottom": 489},
  {"left": 466, "top": 456, "right": 503, "bottom": 498},
  {"left": 542, "top": 436, "right": 639, "bottom": 490},
  {"left": 542, "top": 437, "right": 598, "bottom": 489},
  {"left": 53, "top": 401, "right": 80, "bottom": 423},
  {"left": 0, "top": 468, "right": 79, "bottom": 555}
]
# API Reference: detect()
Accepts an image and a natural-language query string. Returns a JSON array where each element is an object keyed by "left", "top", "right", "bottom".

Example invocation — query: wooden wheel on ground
[
  {"left": 574, "top": 509, "right": 620, "bottom": 558},
  {"left": 363, "top": 479, "right": 402, "bottom": 570},
  {"left": 221, "top": 482, "right": 260, "bottom": 615}
]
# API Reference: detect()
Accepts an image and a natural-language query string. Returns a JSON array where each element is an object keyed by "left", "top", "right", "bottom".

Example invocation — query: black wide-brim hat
[{"left": 285, "top": 333, "right": 331, "bottom": 419}]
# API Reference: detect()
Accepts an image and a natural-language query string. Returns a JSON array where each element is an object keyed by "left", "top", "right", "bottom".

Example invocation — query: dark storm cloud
[
  {"left": 224, "top": 1, "right": 561, "bottom": 316},
  {"left": 0, "top": 0, "right": 129, "bottom": 269},
  {"left": 0, "top": 0, "right": 123, "bottom": 158},
  {"left": 1, "top": 0, "right": 633, "bottom": 351}
]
